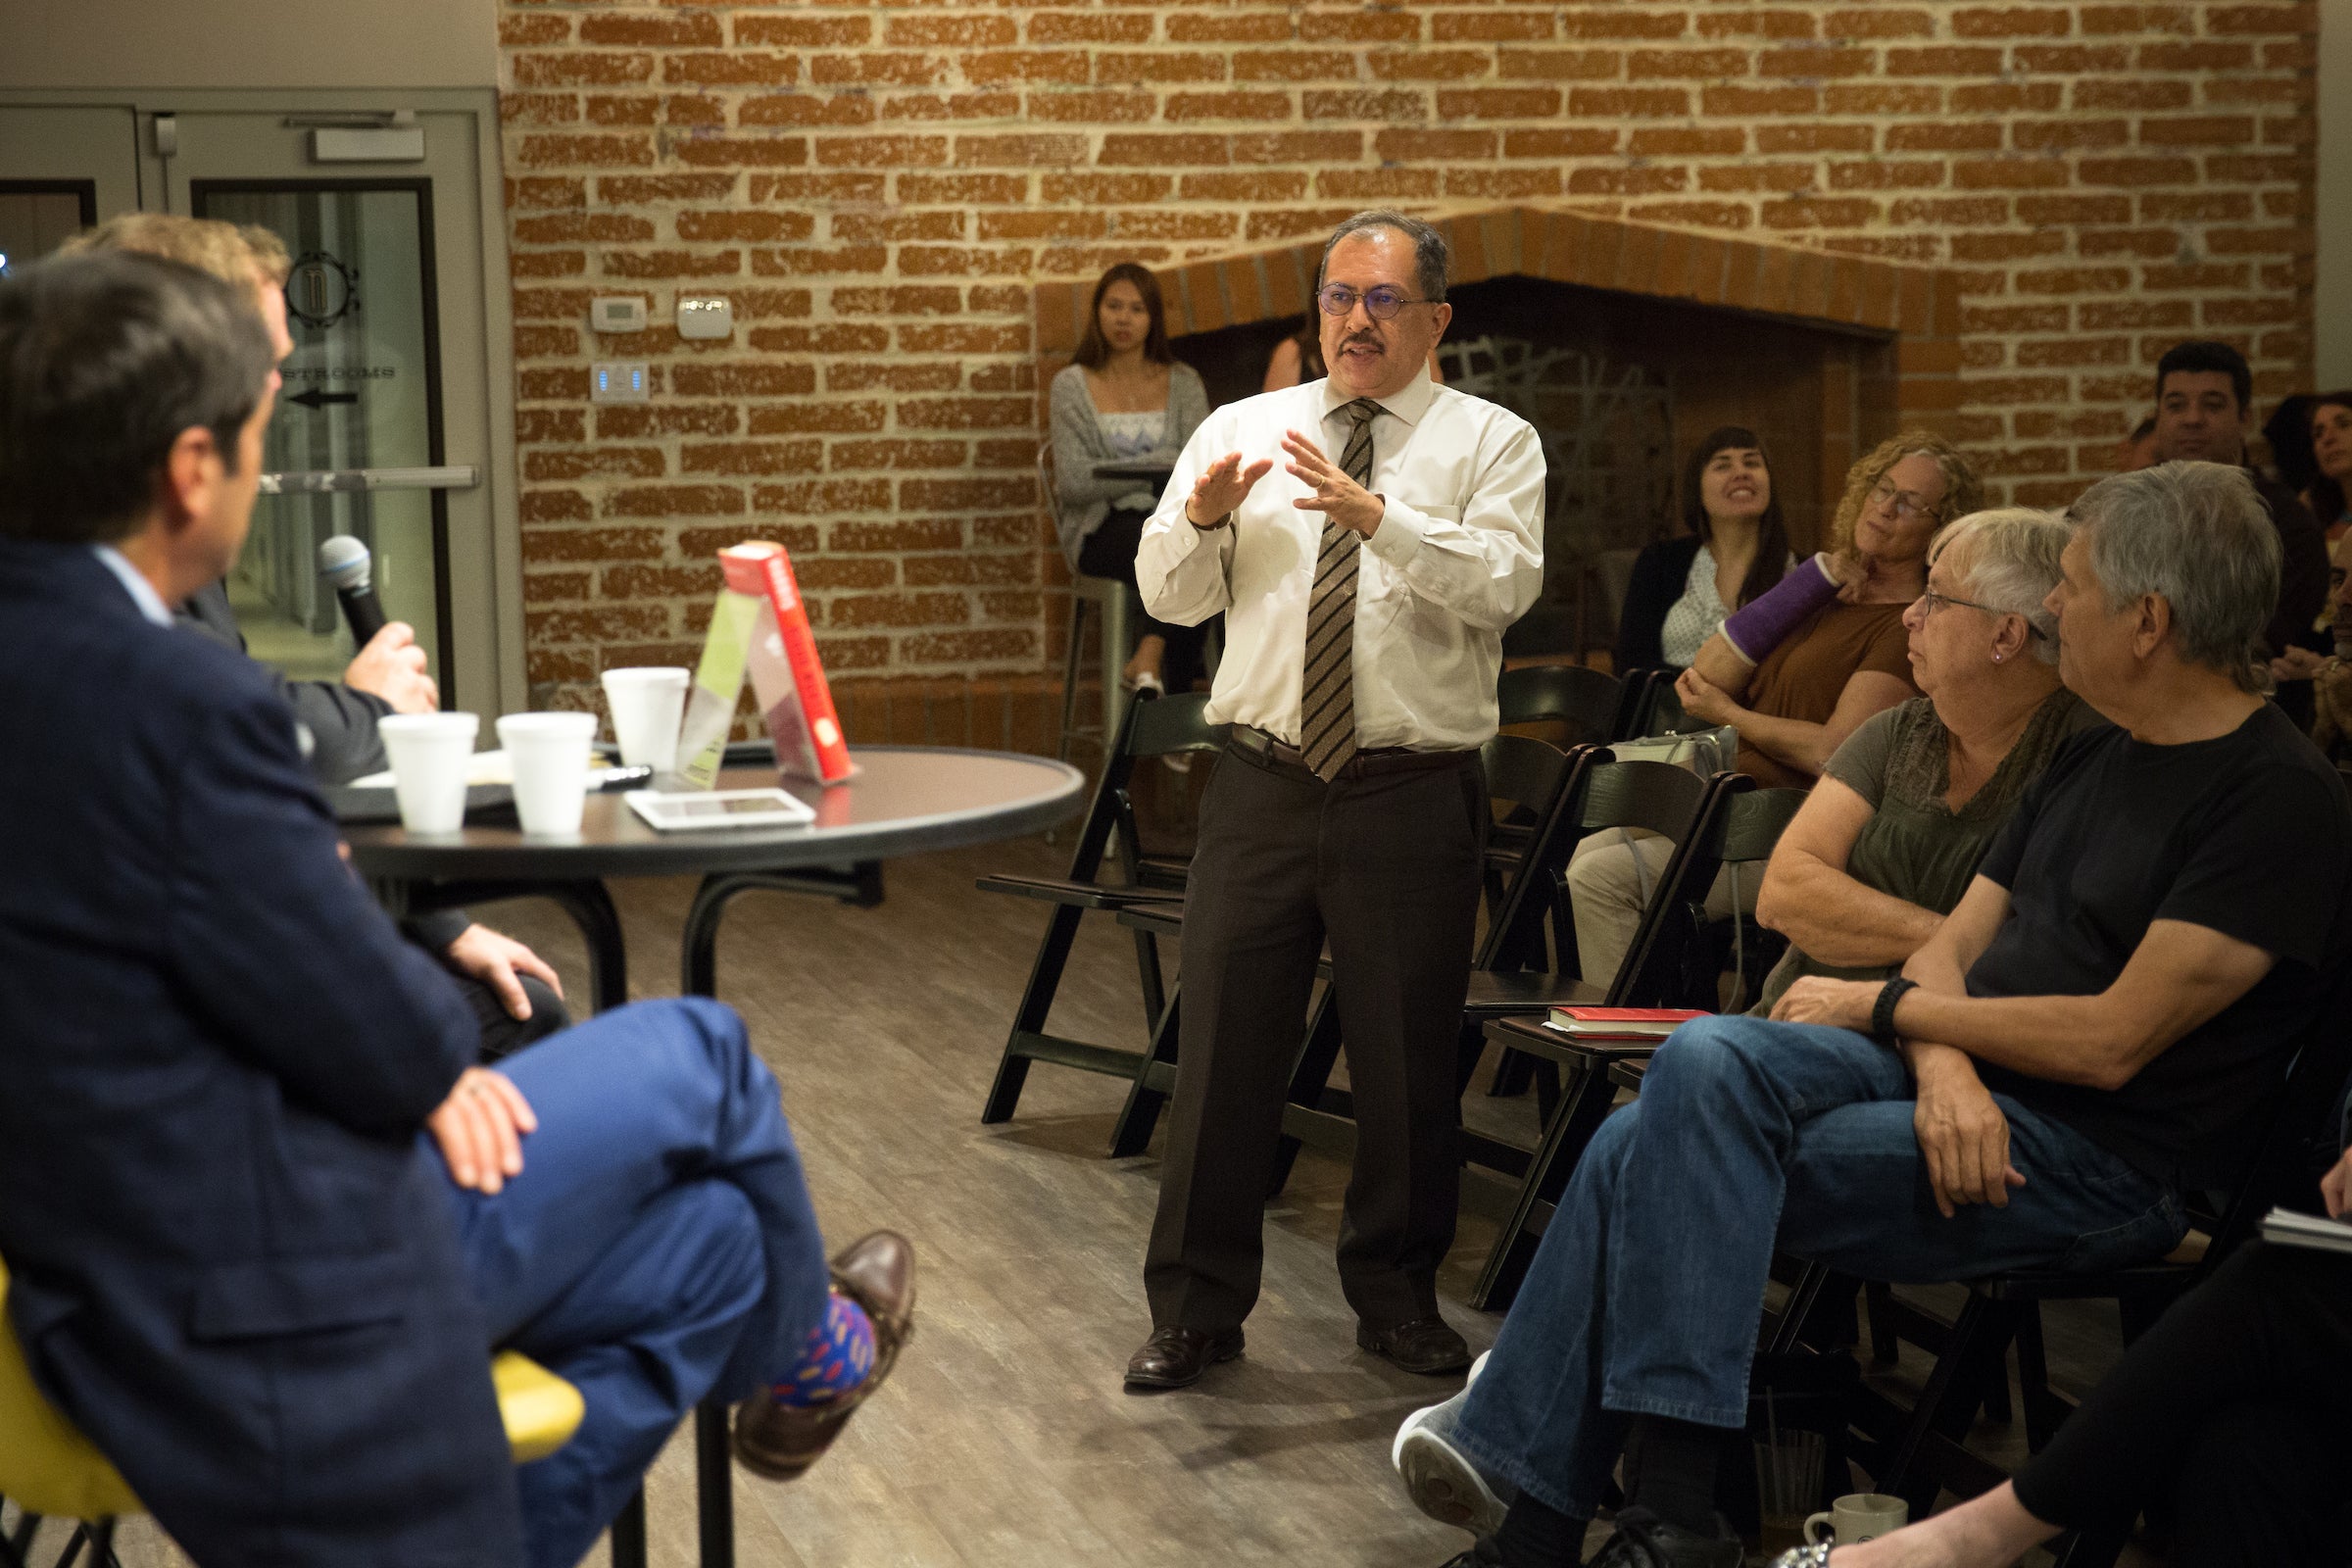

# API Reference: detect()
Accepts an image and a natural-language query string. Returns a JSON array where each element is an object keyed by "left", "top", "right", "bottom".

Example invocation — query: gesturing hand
[
  {"left": 1911, "top": 1050, "right": 2025, "bottom": 1218},
  {"left": 345, "top": 621, "right": 438, "bottom": 713},
  {"left": 428, "top": 1067, "right": 538, "bottom": 1195},
  {"left": 1185, "top": 451, "right": 1274, "bottom": 528},
  {"left": 1279, "top": 429, "right": 1385, "bottom": 538}
]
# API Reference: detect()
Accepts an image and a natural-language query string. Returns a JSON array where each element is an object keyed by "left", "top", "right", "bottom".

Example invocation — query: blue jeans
[
  {"left": 433, "top": 997, "right": 831, "bottom": 1568},
  {"left": 1452, "top": 1014, "right": 2186, "bottom": 1519}
]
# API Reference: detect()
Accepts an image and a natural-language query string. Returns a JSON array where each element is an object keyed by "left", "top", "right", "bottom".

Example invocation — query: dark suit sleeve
[
  {"left": 1614, "top": 540, "right": 1678, "bottom": 673},
  {"left": 174, "top": 582, "right": 391, "bottom": 784},
  {"left": 164, "top": 681, "right": 474, "bottom": 1134},
  {"left": 283, "top": 678, "right": 392, "bottom": 784},
  {"left": 2261, "top": 477, "right": 2330, "bottom": 656}
]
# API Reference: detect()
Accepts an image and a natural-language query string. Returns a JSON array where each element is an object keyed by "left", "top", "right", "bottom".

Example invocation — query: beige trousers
[{"left": 1564, "top": 830, "right": 1756, "bottom": 992}]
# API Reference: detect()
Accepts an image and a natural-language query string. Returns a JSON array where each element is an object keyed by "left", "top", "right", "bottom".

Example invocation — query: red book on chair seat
[{"left": 1544, "top": 1005, "right": 1708, "bottom": 1039}]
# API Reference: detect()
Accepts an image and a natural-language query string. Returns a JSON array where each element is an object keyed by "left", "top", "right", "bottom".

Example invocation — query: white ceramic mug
[
  {"left": 1804, "top": 1494, "right": 1908, "bottom": 1545},
  {"left": 377, "top": 712, "right": 480, "bottom": 834},
  {"left": 497, "top": 711, "right": 598, "bottom": 835},
  {"left": 601, "top": 666, "right": 691, "bottom": 772}
]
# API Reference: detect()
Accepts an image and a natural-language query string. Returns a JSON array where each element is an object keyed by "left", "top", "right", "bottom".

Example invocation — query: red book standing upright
[{"left": 717, "top": 541, "right": 855, "bottom": 785}]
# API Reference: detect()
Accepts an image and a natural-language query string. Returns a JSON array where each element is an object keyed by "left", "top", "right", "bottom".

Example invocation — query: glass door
[{"left": 194, "top": 179, "right": 450, "bottom": 683}]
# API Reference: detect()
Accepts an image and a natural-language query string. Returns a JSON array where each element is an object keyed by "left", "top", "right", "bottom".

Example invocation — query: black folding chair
[
  {"left": 1776, "top": 966, "right": 2352, "bottom": 1557},
  {"left": 1470, "top": 775, "right": 1811, "bottom": 1310},
  {"left": 976, "top": 692, "right": 1222, "bottom": 1128}
]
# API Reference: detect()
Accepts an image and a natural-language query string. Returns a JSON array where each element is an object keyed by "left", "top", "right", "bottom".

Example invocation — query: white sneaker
[
  {"left": 1391, "top": 1351, "right": 1509, "bottom": 1536},
  {"left": 1396, "top": 1408, "right": 1512, "bottom": 1536}
]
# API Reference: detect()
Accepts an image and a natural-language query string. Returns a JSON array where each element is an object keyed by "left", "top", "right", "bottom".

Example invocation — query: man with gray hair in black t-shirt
[{"left": 1408, "top": 461, "right": 2352, "bottom": 1568}]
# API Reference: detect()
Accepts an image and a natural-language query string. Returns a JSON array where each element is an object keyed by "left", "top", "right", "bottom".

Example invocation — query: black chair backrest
[
  {"left": 1477, "top": 743, "right": 1600, "bottom": 971},
  {"left": 1126, "top": 690, "right": 1222, "bottom": 759},
  {"left": 1708, "top": 786, "right": 1808, "bottom": 870},
  {"left": 1481, "top": 731, "right": 1572, "bottom": 824},
  {"left": 1498, "top": 664, "right": 1623, "bottom": 749},
  {"left": 1621, "top": 779, "right": 1806, "bottom": 1008},
  {"left": 1057, "top": 691, "right": 1220, "bottom": 886},
  {"left": 1573, "top": 757, "right": 1715, "bottom": 841}
]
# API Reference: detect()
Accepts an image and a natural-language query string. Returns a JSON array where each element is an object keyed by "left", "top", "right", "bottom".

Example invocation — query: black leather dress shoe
[
  {"left": 1358, "top": 1313, "right": 1472, "bottom": 1375},
  {"left": 1585, "top": 1508, "right": 1742, "bottom": 1568},
  {"left": 1124, "top": 1325, "right": 1244, "bottom": 1389}
]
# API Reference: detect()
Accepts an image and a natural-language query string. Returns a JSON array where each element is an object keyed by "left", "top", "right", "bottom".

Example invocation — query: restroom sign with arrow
[{"left": 288, "top": 388, "right": 359, "bottom": 411}]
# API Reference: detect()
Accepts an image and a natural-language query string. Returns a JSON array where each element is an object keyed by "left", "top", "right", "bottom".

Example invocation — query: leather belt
[{"left": 1228, "top": 724, "right": 1476, "bottom": 780}]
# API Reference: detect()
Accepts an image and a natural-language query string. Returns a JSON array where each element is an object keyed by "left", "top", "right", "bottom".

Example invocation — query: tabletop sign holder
[{"left": 675, "top": 541, "right": 855, "bottom": 789}]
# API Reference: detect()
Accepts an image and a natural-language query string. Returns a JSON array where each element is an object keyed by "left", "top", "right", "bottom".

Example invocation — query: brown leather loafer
[
  {"left": 733, "top": 1231, "right": 915, "bottom": 1480},
  {"left": 1123, "top": 1325, "right": 1244, "bottom": 1389},
  {"left": 1358, "top": 1313, "right": 1470, "bottom": 1376}
]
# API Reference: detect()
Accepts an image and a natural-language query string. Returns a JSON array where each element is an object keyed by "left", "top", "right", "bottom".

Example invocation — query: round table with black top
[{"left": 340, "top": 742, "right": 1084, "bottom": 1568}]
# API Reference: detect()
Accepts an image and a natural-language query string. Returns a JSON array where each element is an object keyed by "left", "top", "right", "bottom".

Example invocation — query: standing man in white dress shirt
[{"left": 1123, "top": 211, "right": 1546, "bottom": 1389}]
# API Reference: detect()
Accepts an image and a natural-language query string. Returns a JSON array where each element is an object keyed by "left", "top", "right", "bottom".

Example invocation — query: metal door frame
[
  {"left": 190, "top": 174, "right": 456, "bottom": 681},
  {"left": 0, "top": 87, "right": 526, "bottom": 716}
]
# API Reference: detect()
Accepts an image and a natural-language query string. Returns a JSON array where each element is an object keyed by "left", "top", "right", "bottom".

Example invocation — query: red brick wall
[{"left": 496, "top": 0, "right": 2317, "bottom": 721}]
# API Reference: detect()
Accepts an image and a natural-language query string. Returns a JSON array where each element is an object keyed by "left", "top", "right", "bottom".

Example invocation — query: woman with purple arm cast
[{"left": 1565, "top": 434, "right": 1984, "bottom": 992}]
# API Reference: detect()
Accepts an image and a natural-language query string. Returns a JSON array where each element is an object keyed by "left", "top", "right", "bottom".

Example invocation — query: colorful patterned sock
[{"left": 770, "top": 1289, "right": 876, "bottom": 1406}]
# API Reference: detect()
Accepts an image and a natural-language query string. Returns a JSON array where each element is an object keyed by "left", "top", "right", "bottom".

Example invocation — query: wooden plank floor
[{"left": 24, "top": 820, "right": 2139, "bottom": 1567}]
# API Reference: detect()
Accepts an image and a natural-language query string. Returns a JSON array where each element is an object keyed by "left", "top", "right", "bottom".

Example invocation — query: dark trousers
[
  {"left": 1079, "top": 505, "right": 1210, "bottom": 695},
  {"left": 2013, "top": 1240, "right": 2352, "bottom": 1566},
  {"left": 453, "top": 967, "right": 572, "bottom": 1061},
  {"left": 1144, "top": 739, "right": 1485, "bottom": 1331}
]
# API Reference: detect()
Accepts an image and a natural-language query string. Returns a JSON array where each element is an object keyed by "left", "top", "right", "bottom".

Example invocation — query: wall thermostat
[
  {"left": 677, "top": 296, "right": 734, "bottom": 341},
  {"left": 591, "top": 297, "right": 647, "bottom": 334},
  {"left": 591, "top": 362, "right": 649, "bottom": 404}
]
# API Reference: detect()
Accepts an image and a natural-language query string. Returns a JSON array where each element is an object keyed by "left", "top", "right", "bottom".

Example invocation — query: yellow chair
[{"left": 0, "top": 1257, "right": 584, "bottom": 1561}]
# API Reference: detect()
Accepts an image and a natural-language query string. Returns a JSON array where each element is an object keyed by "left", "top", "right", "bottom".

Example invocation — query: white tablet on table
[{"left": 626, "top": 789, "right": 814, "bottom": 832}]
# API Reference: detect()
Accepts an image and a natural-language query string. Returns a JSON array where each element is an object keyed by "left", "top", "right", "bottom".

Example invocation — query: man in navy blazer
[{"left": 0, "top": 252, "right": 912, "bottom": 1566}]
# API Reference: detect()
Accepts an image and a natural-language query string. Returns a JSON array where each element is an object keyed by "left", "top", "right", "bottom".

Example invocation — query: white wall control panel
[
  {"left": 677, "top": 295, "right": 734, "bottom": 340},
  {"left": 591, "top": 362, "right": 649, "bottom": 404},
  {"left": 591, "top": 297, "right": 647, "bottom": 334}
]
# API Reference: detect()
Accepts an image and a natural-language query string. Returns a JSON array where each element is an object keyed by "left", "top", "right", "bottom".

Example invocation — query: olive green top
[{"left": 1753, "top": 688, "right": 2102, "bottom": 1012}]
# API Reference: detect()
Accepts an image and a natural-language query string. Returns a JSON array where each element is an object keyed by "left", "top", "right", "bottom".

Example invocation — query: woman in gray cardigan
[{"left": 1049, "top": 263, "right": 1210, "bottom": 695}]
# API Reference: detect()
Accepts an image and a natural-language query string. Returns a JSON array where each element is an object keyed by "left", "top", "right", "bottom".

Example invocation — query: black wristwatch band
[{"left": 1872, "top": 977, "right": 1919, "bottom": 1048}]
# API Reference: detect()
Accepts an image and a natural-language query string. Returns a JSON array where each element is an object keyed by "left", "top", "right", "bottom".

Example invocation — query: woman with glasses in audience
[
  {"left": 1750, "top": 509, "right": 2099, "bottom": 1014},
  {"left": 1614, "top": 425, "right": 1794, "bottom": 675},
  {"left": 1564, "top": 434, "right": 1983, "bottom": 990},
  {"left": 1677, "top": 432, "right": 1982, "bottom": 786},
  {"left": 1050, "top": 263, "right": 1211, "bottom": 696}
]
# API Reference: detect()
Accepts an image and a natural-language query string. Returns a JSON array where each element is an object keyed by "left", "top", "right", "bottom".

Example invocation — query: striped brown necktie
[{"left": 1300, "top": 397, "right": 1382, "bottom": 782}]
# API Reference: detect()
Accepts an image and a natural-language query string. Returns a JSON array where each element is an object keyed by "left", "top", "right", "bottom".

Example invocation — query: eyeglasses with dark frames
[
  {"left": 1315, "top": 283, "right": 1437, "bottom": 321},
  {"left": 1917, "top": 585, "right": 2047, "bottom": 637}
]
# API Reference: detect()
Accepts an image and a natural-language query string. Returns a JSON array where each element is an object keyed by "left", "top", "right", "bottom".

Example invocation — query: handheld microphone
[{"left": 318, "top": 535, "right": 387, "bottom": 647}]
